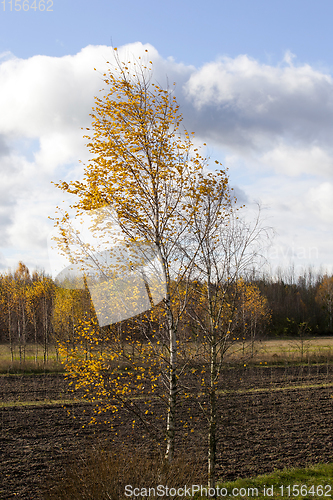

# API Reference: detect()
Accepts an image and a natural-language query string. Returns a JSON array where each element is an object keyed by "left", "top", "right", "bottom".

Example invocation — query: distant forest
[{"left": 0, "top": 262, "right": 332, "bottom": 362}]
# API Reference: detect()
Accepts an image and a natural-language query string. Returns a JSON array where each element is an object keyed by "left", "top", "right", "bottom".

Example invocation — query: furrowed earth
[{"left": 1, "top": 364, "right": 333, "bottom": 499}]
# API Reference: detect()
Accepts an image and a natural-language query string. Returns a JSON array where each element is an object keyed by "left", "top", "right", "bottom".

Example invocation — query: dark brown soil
[{"left": 1, "top": 364, "right": 333, "bottom": 500}]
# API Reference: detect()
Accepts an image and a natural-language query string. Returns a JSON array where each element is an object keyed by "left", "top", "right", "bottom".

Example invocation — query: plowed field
[{"left": 1, "top": 365, "right": 333, "bottom": 499}]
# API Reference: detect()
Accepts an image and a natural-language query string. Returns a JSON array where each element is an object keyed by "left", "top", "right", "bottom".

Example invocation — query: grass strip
[
  {"left": 215, "top": 463, "right": 333, "bottom": 499},
  {"left": 222, "top": 381, "right": 333, "bottom": 395},
  {"left": 0, "top": 399, "right": 91, "bottom": 408},
  {"left": 2, "top": 381, "right": 333, "bottom": 409}
]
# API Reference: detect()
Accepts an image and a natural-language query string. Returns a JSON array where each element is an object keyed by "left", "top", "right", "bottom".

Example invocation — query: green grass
[{"left": 216, "top": 463, "right": 333, "bottom": 499}]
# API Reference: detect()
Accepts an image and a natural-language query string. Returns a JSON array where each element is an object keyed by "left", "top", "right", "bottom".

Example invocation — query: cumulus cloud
[
  {"left": 259, "top": 143, "right": 333, "bottom": 177},
  {"left": 0, "top": 46, "right": 101, "bottom": 137},
  {"left": 0, "top": 43, "right": 332, "bottom": 273},
  {"left": 183, "top": 54, "right": 333, "bottom": 164},
  {"left": 0, "top": 134, "right": 10, "bottom": 157},
  {"left": 308, "top": 182, "right": 333, "bottom": 223},
  {"left": 0, "top": 42, "right": 194, "bottom": 271},
  {"left": 240, "top": 174, "right": 333, "bottom": 274}
]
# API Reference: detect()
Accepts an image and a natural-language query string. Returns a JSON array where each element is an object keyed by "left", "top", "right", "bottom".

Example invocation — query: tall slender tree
[
  {"left": 53, "top": 49, "right": 228, "bottom": 460},
  {"left": 316, "top": 274, "right": 333, "bottom": 331},
  {"left": 186, "top": 201, "right": 271, "bottom": 488}
]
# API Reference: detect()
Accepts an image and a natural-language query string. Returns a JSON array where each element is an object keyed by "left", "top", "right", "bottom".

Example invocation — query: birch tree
[
  {"left": 186, "top": 199, "right": 271, "bottom": 488},
  {"left": 237, "top": 278, "right": 271, "bottom": 358},
  {"left": 316, "top": 275, "right": 333, "bottom": 331},
  {"left": 0, "top": 273, "right": 16, "bottom": 361},
  {"left": 53, "top": 49, "right": 221, "bottom": 460}
]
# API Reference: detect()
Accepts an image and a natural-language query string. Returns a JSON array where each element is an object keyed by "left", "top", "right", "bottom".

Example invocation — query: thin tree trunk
[
  {"left": 7, "top": 299, "right": 14, "bottom": 362},
  {"left": 17, "top": 307, "right": 22, "bottom": 365},
  {"left": 165, "top": 300, "right": 177, "bottom": 462},
  {"left": 43, "top": 296, "right": 48, "bottom": 364},
  {"left": 208, "top": 335, "right": 217, "bottom": 489},
  {"left": 22, "top": 302, "right": 26, "bottom": 363},
  {"left": 33, "top": 312, "right": 38, "bottom": 364}
]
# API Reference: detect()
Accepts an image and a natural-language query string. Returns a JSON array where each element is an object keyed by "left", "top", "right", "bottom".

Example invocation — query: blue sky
[
  {"left": 2, "top": 0, "right": 333, "bottom": 68},
  {"left": 1, "top": 0, "right": 333, "bottom": 278}
]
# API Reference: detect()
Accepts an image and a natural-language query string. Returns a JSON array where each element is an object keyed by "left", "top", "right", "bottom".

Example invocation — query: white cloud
[
  {"left": 0, "top": 44, "right": 332, "bottom": 274},
  {"left": 183, "top": 54, "right": 333, "bottom": 168},
  {"left": 259, "top": 144, "right": 333, "bottom": 177},
  {"left": 239, "top": 174, "right": 333, "bottom": 275},
  {"left": 308, "top": 182, "right": 333, "bottom": 223},
  {"left": 0, "top": 42, "right": 194, "bottom": 271},
  {"left": 0, "top": 46, "right": 101, "bottom": 137}
]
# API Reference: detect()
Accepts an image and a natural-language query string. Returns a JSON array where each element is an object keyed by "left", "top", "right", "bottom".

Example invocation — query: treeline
[
  {"left": 0, "top": 262, "right": 103, "bottom": 363},
  {"left": 0, "top": 262, "right": 332, "bottom": 362},
  {"left": 0, "top": 262, "right": 55, "bottom": 363},
  {"left": 255, "top": 267, "right": 333, "bottom": 336},
  {"left": 0, "top": 262, "right": 270, "bottom": 361}
]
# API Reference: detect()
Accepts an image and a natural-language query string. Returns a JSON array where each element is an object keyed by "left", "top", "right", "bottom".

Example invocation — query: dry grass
[
  {"left": 248, "top": 336, "right": 333, "bottom": 365},
  {"left": 44, "top": 445, "right": 206, "bottom": 500},
  {"left": 1, "top": 336, "right": 333, "bottom": 374},
  {"left": 0, "top": 343, "right": 63, "bottom": 373},
  {"left": 258, "top": 336, "right": 333, "bottom": 352},
  {"left": 214, "top": 336, "right": 333, "bottom": 366}
]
